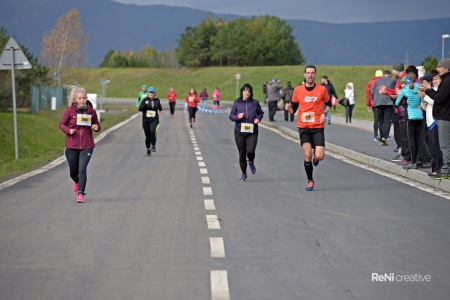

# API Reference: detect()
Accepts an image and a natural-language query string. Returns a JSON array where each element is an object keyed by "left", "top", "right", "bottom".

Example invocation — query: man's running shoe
[
  {"left": 147, "top": 149, "right": 151, "bottom": 156},
  {"left": 77, "top": 194, "right": 85, "bottom": 203},
  {"left": 433, "top": 173, "right": 449, "bottom": 180},
  {"left": 393, "top": 146, "right": 400, "bottom": 153},
  {"left": 73, "top": 182, "right": 79, "bottom": 195},
  {"left": 373, "top": 136, "right": 380, "bottom": 142},
  {"left": 240, "top": 173, "right": 247, "bottom": 182},
  {"left": 305, "top": 180, "right": 314, "bottom": 191},
  {"left": 312, "top": 156, "right": 319, "bottom": 167},
  {"left": 248, "top": 161, "right": 256, "bottom": 174},
  {"left": 390, "top": 154, "right": 403, "bottom": 162},
  {"left": 379, "top": 137, "right": 388, "bottom": 146},
  {"left": 402, "top": 163, "right": 417, "bottom": 169},
  {"left": 152, "top": 146, "right": 156, "bottom": 152},
  {"left": 386, "top": 136, "right": 392, "bottom": 141}
]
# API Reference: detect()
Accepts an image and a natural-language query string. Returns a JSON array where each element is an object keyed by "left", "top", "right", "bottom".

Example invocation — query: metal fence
[{"left": 30, "top": 85, "right": 67, "bottom": 113}]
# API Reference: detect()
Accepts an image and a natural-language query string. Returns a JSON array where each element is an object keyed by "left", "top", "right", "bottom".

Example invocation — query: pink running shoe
[
  {"left": 77, "top": 194, "right": 85, "bottom": 203},
  {"left": 73, "top": 182, "right": 79, "bottom": 195},
  {"left": 397, "top": 159, "right": 409, "bottom": 166}
]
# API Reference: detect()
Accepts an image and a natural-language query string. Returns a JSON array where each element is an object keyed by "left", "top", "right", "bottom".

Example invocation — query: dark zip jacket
[
  {"left": 139, "top": 97, "right": 163, "bottom": 122},
  {"left": 425, "top": 72, "right": 450, "bottom": 121},
  {"left": 229, "top": 98, "right": 264, "bottom": 136}
]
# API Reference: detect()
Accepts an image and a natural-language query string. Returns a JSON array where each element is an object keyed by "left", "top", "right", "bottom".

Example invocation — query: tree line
[{"left": 177, "top": 16, "right": 305, "bottom": 67}]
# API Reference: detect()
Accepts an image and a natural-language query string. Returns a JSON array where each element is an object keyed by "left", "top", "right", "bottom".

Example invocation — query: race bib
[
  {"left": 301, "top": 112, "right": 315, "bottom": 123},
  {"left": 146, "top": 110, "right": 156, "bottom": 118},
  {"left": 76, "top": 114, "right": 92, "bottom": 126},
  {"left": 188, "top": 96, "right": 195, "bottom": 102},
  {"left": 241, "top": 123, "right": 254, "bottom": 133}
]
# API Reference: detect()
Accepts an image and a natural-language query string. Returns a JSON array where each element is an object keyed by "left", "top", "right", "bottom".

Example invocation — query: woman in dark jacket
[
  {"left": 59, "top": 86, "right": 101, "bottom": 203},
  {"left": 139, "top": 86, "right": 163, "bottom": 156},
  {"left": 229, "top": 83, "right": 264, "bottom": 182}
]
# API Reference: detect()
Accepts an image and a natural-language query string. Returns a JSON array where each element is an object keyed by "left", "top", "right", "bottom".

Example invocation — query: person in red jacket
[
  {"left": 166, "top": 87, "right": 177, "bottom": 119},
  {"left": 185, "top": 88, "right": 200, "bottom": 128},
  {"left": 59, "top": 87, "right": 101, "bottom": 203},
  {"left": 366, "top": 69, "right": 383, "bottom": 141}
]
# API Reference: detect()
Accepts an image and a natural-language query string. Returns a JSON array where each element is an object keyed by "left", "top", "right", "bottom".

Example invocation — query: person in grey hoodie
[
  {"left": 266, "top": 78, "right": 283, "bottom": 121},
  {"left": 371, "top": 70, "right": 395, "bottom": 146}
]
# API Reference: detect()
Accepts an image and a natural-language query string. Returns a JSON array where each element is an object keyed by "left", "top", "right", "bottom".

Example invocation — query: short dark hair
[
  {"left": 321, "top": 75, "right": 328, "bottom": 79},
  {"left": 383, "top": 70, "right": 391, "bottom": 76},
  {"left": 405, "top": 65, "right": 418, "bottom": 78},
  {"left": 430, "top": 69, "right": 439, "bottom": 77},
  {"left": 304, "top": 65, "right": 316, "bottom": 73},
  {"left": 240, "top": 83, "right": 253, "bottom": 100}
]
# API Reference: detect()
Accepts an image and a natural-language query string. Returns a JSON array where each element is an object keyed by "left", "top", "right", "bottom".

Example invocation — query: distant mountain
[{"left": 1, "top": 0, "right": 449, "bottom": 66}]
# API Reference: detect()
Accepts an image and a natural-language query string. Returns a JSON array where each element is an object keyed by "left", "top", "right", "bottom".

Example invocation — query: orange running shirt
[{"left": 292, "top": 84, "right": 330, "bottom": 129}]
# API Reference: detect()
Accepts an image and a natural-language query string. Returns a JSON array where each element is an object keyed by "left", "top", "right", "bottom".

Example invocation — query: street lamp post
[
  {"left": 442, "top": 34, "right": 449, "bottom": 59},
  {"left": 100, "top": 79, "right": 110, "bottom": 110}
]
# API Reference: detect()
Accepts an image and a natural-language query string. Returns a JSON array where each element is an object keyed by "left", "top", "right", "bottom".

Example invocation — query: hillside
[{"left": 1, "top": 0, "right": 449, "bottom": 66}]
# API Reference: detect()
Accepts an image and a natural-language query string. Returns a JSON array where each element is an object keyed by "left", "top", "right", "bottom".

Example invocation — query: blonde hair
[{"left": 66, "top": 86, "right": 87, "bottom": 104}]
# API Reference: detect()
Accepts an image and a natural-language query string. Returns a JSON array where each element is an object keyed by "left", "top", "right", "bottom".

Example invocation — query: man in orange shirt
[{"left": 285, "top": 65, "right": 331, "bottom": 191}]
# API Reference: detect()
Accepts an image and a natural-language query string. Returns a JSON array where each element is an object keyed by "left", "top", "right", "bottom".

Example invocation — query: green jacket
[{"left": 136, "top": 91, "right": 147, "bottom": 107}]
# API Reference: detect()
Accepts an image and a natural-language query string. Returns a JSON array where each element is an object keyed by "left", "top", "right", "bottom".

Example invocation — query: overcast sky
[{"left": 114, "top": 0, "right": 450, "bottom": 23}]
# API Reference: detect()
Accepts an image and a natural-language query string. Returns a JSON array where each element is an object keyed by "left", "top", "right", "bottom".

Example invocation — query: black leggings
[
  {"left": 234, "top": 130, "right": 258, "bottom": 174},
  {"left": 142, "top": 120, "right": 159, "bottom": 148},
  {"left": 169, "top": 102, "right": 176, "bottom": 115},
  {"left": 65, "top": 148, "right": 94, "bottom": 195},
  {"left": 407, "top": 119, "right": 423, "bottom": 164},
  {"left": 188, "top": 107, "right": 197, "bottom": 124}
]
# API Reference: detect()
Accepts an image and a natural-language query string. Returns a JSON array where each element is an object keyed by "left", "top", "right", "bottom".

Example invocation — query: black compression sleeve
[{"left": 291, "top": 102, "right": 299, "bottom": 114}]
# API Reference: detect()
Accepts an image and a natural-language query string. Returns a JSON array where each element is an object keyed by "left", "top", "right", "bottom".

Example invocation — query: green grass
[
  {"left": 0, "top": 106, "right": 136, "bottom": 181},
  {"left": 62, "top": 65, "right": 390, "bottom": 120}
]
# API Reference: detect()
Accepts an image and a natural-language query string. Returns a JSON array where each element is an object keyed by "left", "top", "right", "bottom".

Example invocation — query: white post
[
  {"left": 10, "top": 45, "right": 18, "bottom": 160},
  {"left": 51, "top": 97, "right": 56, "bottom": 111}
]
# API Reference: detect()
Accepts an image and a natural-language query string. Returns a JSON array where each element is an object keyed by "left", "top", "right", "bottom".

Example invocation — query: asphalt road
[{"left": 1, "top": 109, "right": 449, "bottom": 300}]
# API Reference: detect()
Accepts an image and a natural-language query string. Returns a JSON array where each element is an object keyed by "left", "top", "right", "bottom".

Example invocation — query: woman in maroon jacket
[{"left": 59, "top": 87, "right": 101, "bottom": 203}]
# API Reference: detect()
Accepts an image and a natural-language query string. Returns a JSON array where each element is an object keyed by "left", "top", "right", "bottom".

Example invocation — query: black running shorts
[{"left": 298, "top": 127, "right": 325, "bottom": 148}]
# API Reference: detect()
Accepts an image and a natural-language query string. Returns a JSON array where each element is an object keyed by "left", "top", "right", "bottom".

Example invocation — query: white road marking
[
  {"left": 195, "top": 151, "right": 202, "bottom": 155},
  {"left": 211, "top": 270, "right": 230, "bottom": 300},
  {"left": 196, "top": 156, "right": 204, "bottom": 161},
  {"left": 203, "top": 187, "right": 213, "bottom": 195},
  {"left": 202, "top": 176, "right": 210, "bottom": 184},
  {"left": 193, "top": 143, "right": 198, "bottom": 147},
  {"left": 198, "top": 162, "right": 206, "bottom": 167},
  {"left": 200, "top": 168, "right": 208, "bottom": 174},
  {"left": 194, "top": 147, "right": 200, "bottom": 151},
  {"left": 210, "top": 237, "right": 225, "bottom": 258},
  {"left": 206, "top": 215, "right": 220, "bottom": 229},
  {"left": 0, "top": 113, "right": 141, "bottom": 191},
  {"left": 204, "top": 199, "right": 216, "bottom": 210}
]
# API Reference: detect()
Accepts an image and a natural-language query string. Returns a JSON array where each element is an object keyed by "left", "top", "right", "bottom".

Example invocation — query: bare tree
[{"left": 41, "top": 8, "right": 89, "bottom": 85}]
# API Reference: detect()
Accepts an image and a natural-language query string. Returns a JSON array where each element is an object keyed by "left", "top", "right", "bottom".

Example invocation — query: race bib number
[
  {"left": 301, "top": 112, "right": 315, "bottom": 123},
  {"left": 146, "top": 110, "right": 156, "bottom": 118},
  {"left": 76, "top": 114, "right": 92, "bottom": 126},
  {"left": 241, "top": 123, "right": 254, "bottom": 133},
  {"left": 188, "top": 96, "right": 195, "bottom": 102}
]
